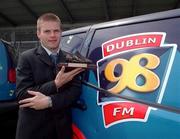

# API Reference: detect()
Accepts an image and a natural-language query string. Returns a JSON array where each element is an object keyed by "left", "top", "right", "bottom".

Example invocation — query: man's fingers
[
  {"left": 19, "top": 102, "right": 34, "bottom": 108},
  {"left": 19, "top": 98, "right": 33, "bottom": 104},
  {"left": 65, "top": 68, "right": 84, "bottom": 80},
  {"left": 59, "top": 66, "right": 65, "bottom": 74},
  {"left": 70, "top": 68, "right": 84, "bottom": 77},
  {"left": 56, "top": 66, "right": 65, "bottom": 77},
  {"left": 67, "top": 68, "right": 84, "bottom": 76},
  {"left": 27, "top": 90, "right": 45, "bottom": 98},
  {"left": 55, "top": 67, "right": 84, "bottom": 88},
  {"left": 27, "top": 90, "right": 39, "bottom": 96}
]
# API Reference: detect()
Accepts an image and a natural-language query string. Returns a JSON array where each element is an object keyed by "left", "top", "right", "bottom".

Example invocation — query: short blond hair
[{"left": 37, "top": 13, "right": 61, "bottom": 31}]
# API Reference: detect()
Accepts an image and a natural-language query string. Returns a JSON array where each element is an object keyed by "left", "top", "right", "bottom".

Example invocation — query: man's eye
[
  {"left": 44, "top": 30, "right": 50, "bottom": 33},
  {"left": 54, "top": 30, "right": 60, "bottom": 33}
]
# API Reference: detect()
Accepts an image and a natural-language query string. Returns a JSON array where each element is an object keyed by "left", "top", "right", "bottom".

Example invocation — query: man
[{"left": 16, "top": 13, "right": 83, "bottom": 139}]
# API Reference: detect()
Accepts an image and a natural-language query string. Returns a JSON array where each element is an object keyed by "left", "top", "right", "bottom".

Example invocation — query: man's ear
[{"left": 37, "top": 30, "right": 40, "bottom": 39}]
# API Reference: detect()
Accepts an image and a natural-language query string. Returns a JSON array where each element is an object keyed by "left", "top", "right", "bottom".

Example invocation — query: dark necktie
[{"left": 50, "top": 53, "right": 58, "bottom": 65}]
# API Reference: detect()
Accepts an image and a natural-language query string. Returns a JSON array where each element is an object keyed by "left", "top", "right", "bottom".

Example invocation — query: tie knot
[{"left": 50, "top": 53, "right": 58, "bottom": 65}]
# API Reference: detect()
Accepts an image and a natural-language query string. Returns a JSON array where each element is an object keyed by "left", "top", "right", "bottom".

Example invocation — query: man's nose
[{"left": 50, "top": 31, "right": 56, "bottom": 37}]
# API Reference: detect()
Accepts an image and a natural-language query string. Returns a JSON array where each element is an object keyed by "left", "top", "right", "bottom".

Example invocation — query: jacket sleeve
[
  {"left": 16, "top": 52, "right": 82, "bottom": 111},
  {"left": 50, "top": 78, "right": 81, "bottom": 111},
  {"left": 16, "top": 52, "right": 57, "bottom": 100}
]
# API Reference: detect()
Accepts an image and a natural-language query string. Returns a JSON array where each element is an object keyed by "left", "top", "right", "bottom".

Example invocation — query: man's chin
[{"left": 49, "top": 46, "right": 59, "bottom": 51}]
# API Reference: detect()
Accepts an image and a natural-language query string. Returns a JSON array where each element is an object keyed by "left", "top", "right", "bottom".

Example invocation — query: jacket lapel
[
  {"left": 58, "top": 50, "right": 66, "bottom": 63},
  {"left": 36, "top": 46, "right": 54, "bottom": 67},
  {"left": 36, "top": 46, "right": 66, "bottom": 66}
]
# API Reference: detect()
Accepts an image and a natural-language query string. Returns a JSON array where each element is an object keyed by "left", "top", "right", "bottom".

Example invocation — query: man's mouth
[{"left": 48, "top": 40, "right": 57, "bottom": 42}]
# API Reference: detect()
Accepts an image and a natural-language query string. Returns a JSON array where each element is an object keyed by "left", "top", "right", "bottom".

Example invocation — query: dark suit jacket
[{"left": 15, "top": 46, "right": 81, "bottom": 139}]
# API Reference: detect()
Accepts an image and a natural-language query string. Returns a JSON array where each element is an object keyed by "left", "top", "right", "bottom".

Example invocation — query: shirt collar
[{"left": 41, "top": 42, "right": 60, "bottom": 56}]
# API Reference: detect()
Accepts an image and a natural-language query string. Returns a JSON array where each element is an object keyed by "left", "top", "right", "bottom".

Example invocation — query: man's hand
[
  {"left": 19, "top": 90, "right": 50, "bottom": 110},
  {"left": 54, "top": 66, "right": 84, "bottom": 88}
]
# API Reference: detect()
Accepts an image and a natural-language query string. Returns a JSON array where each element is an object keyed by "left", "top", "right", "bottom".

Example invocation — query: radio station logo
[{"left": 96, "top": 32, "right": 177, "bottom": 128}]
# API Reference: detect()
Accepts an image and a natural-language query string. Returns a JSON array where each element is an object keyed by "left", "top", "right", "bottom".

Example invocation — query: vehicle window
[
  {"left": 88, "top": 18, "right": 180, "bottom": 63},
  {"left": 87, "top": 18, "right": 180, "bottom": 109},
  {"left": 60, "top": 33, "right": 86, "bottom": 54},
  {"left": 3, "top": 41, "right": 18, "bottom": 67},
  {"left": 0, "top": 41, "right": 7, "bottom": 84}
]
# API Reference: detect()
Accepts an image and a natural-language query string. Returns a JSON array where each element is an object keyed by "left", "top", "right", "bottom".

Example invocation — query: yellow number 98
[{"left": 104, "top": 53, "right": 160, "bottom": 94}]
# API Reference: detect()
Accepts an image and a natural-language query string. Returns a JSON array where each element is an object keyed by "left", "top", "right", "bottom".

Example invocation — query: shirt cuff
[{"left": 48, "top": 96, "right": 53, "bottom": 108}]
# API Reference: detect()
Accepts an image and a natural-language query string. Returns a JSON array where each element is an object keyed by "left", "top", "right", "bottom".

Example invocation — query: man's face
[{"left": 37, "top": 21, "right": 61, "bottom": 51}]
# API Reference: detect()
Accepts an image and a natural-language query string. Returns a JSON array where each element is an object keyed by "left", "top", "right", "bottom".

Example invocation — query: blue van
[
  {"left": 1, "top": 8, "right": 180, "bottom": 139},
  {"left": 0, "top": 40, "right": 16, "bottom": 100},
  {"left": 60, "top": 8, "right": 180, "bottom": 139},
  {"left": 0, "top": 39, "right": 18, "bottom": 138}
]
